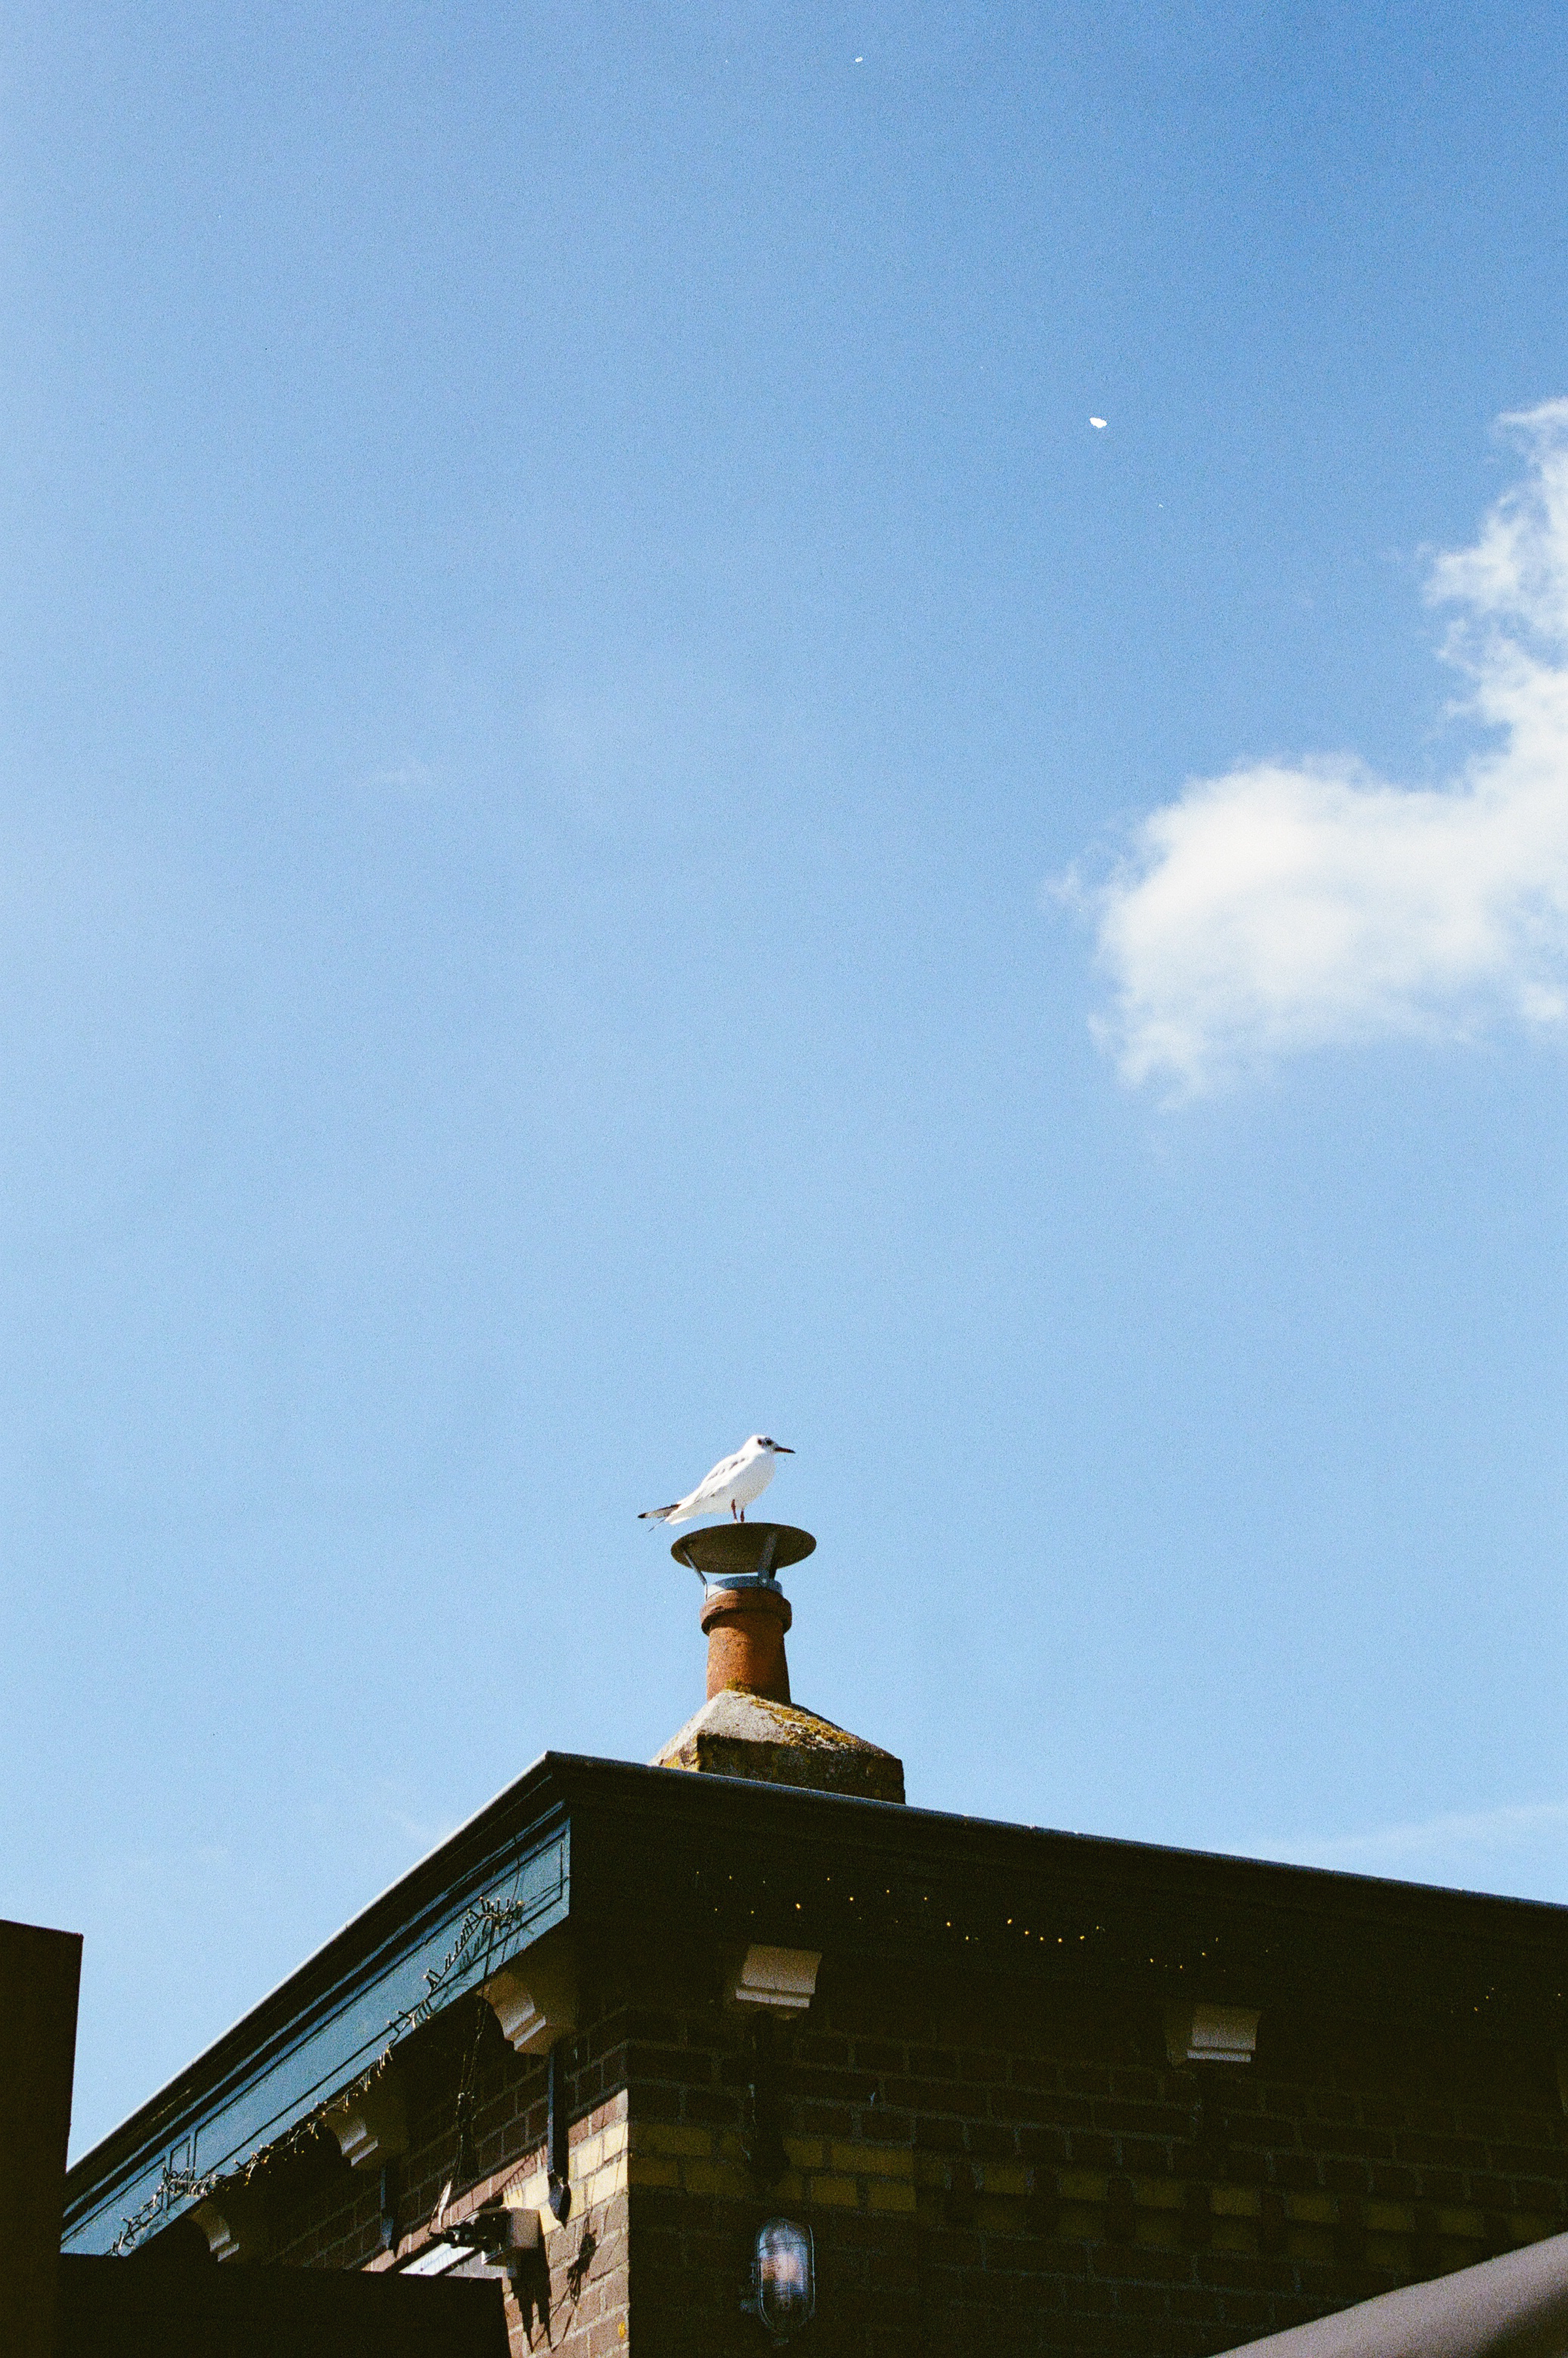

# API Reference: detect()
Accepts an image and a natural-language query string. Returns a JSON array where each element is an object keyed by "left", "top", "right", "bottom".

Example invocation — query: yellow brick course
[
  {"left": 1212, "top": 2186, "right": 1261, "bottom": 2217},
  {"left": 617, "top": 2100, "right": 1548, "bottom": 2268},
  {"left": 1438, "top": 2208, "right": 1484, "bottom": 2240},
  {"left": 585, "top": 2162, "right": 628, "bottom": 2209},
  {"left": 1059, "top": 2169, "right": 1109, "bottom": 2203},
  {"left": 1213, "top": 2220, "right": 1256, "bottom": 2255},
  {"left": 634, "top": 2123, "right": 713, "bottom": 2160},
  {"left": 808, "top": 2174, "right": 861, "bottom": 2208},
  {"left": 680, "top": 2161, "right": 751, "bottom": 2199},
  {"left": 832, "top": 2141, "right": 913, "bottom": 2179},
  {"left": 868, "top": 2179, "right": 917, "bottom": 2213}
]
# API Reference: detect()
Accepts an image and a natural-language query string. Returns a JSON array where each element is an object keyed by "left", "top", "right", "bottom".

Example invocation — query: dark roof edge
[
  {"left": 567, "top": 1754, "right": 1568, "bottom": 1948},
  {"left": 65, "top": 1753, "right": 1568, "bottom": 2218}
]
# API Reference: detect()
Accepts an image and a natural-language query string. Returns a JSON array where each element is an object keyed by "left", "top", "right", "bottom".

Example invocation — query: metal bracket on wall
[
  {"left": 744, "top": 2016, "right": 789, "bottom": 2190},
  {"left": 547, "top": 2042, "right": 572, "bottom": 2226},
  {"left": 1190, "top": 2086, "right": 1231, "bottom": 2170}
]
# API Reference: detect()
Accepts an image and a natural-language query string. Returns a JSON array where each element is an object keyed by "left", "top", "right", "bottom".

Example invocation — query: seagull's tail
[{"left": 638, "top": 1502, "right": 682, "bottom": 1524}]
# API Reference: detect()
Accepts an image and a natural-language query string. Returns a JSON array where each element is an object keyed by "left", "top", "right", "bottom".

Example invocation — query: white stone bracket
[
  {"left": 190, "top": 2185, "right": 269, "bottom": 2263},
  {"left": 1165, "top": 2000, "right": 1261, "bottom": 2066},
  {"left": 324, "top": 2069, "right": 409, "bottom": 2170},
  {"left": 483, "top": 1926, "right": 579, "bottom": 2056},
  {"left": 726, "top": 1943, "right": 823, "bottom": 2015}
]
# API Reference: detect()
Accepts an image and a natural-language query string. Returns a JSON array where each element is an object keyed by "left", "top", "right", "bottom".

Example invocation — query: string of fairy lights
[{"left": 109, "top": 1891, "right": 537, "bottom": 2255}]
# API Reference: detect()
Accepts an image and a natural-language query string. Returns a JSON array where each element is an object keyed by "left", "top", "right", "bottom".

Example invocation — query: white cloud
[{"left": 1072, "top": 400, "right": 1568, "bottom": 1096}]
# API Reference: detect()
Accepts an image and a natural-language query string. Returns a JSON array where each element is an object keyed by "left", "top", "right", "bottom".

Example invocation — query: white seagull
[{"left": 639, "top": 1435, "right": 794, "bottom": 1527}]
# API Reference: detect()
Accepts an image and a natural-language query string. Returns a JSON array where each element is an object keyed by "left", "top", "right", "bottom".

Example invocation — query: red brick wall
[
  {"left": 248, "top": 1950, "right": 1568, "bottom": 2355},
  {"left": 622, "top": 1958, "right": 1568, "bottom": 2355},
  {"left": 267, "top": 1999, "right": 632, "bottom": 2357}
]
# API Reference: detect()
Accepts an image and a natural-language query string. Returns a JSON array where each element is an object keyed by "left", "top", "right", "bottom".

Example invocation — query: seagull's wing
[
  {"left": 640, "top": 1443, "right": 755, "bottom": 1525},
  {"left": 685, "top": 1450, "right": 743, "bottom": 1505},
  {"left": 660, "top": 1449, "right": 748, "bottom": 1525}
]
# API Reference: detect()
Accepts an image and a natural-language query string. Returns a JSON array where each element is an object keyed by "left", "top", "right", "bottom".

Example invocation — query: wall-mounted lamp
[{"left": 745, "top": 2218, "right": 815, "bottom": 2344}]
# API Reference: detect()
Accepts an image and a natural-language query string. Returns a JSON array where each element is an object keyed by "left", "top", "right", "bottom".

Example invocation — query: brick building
[{"left": 61, "top": 1526, "right": 1568, "bottom": 2355}]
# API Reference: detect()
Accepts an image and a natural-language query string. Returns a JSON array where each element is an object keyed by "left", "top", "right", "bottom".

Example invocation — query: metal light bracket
[
  {"left": 547, "top": 2042, "right": 572, "bottom": 2226},
  {"left": 743, "top": 2016, "right": 789, "bottom": 2190}
]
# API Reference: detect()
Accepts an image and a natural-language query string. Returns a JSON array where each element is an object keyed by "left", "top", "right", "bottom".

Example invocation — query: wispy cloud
[
  {"left": 1068, "top": 400, "right": 1568, "bottom": 1096},
  {"left": 362, "top": 759, "right": 436, "bottom": 793},
  {"left": 1259, "top": 1798, "right": 1568, "bottom": 1881}
]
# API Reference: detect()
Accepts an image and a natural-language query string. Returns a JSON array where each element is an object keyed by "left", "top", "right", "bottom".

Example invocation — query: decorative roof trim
[{"left": 63, "top": 1811, "right": 568, "bottom": 2256}]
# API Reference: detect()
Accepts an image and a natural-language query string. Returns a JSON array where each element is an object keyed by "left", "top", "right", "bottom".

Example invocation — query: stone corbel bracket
[
  {"left": 324, "top": 2069, "right": 409, "bottom": 2170},
  {"left": 190, "top": 2185, "right": 269, "bottom": 2263},
  {"left": 726, "top": 1942, "right": 823, "bottom": 2015},
  {"left": 483, "top": 1927, "right": 579, "bottom": 2056},
  {"left": 1165, "top": 2000, "right": 1261, "bottom": 2066}
]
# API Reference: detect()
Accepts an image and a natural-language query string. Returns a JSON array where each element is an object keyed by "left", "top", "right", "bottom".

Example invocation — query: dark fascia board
[
  {"left": 570, "top": 1756, "right": 1568, "bottom": 1943},
  {"left": 565, "top": 1760, "right": 1568, "bottom": 2026},
  {"left": 64, "top": 1755, "right": 1568, "bottom": 2255}
]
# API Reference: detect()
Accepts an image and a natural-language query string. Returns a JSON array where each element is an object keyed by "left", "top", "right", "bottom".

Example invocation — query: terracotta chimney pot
[{"left": 700, "top": 1584, "right": 793, "bottom": 1703}]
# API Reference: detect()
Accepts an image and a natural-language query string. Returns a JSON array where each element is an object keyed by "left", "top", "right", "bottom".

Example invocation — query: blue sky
[{"left": 7, "top": 0, "right": 1568, "bottom": 2158}]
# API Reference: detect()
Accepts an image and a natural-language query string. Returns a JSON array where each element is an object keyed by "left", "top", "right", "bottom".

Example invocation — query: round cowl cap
[{"left": 670, "top": 1522, "right": 815, "bottom": 1582}]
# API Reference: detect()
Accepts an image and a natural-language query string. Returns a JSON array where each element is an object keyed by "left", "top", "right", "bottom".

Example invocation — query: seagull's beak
[{"left": 773, "top": 1444, "right": 794, "bottom": 1453}]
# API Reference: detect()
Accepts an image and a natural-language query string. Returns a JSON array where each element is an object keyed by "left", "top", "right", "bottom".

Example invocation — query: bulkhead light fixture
[{"left": 746, "top": 2217, "right": 815, "bottom": 2344}]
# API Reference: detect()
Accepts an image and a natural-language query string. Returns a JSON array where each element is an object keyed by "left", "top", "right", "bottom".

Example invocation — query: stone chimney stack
[{"left": 651, "top": 1524, "right": 904, "bottom": 1804}]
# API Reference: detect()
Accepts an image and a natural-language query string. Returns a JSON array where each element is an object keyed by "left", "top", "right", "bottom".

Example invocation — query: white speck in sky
[
  {"left": 855, "top": 56, "right": 864, "bottom": 63},
  {"left": 1090, "top": 417, "right": 1108, "bottom": 429}
]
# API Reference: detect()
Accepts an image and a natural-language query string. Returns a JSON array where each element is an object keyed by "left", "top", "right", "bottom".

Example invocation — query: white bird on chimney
[{"left": 639, "top": 1436, "right": 794, "bottom": 1528}]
